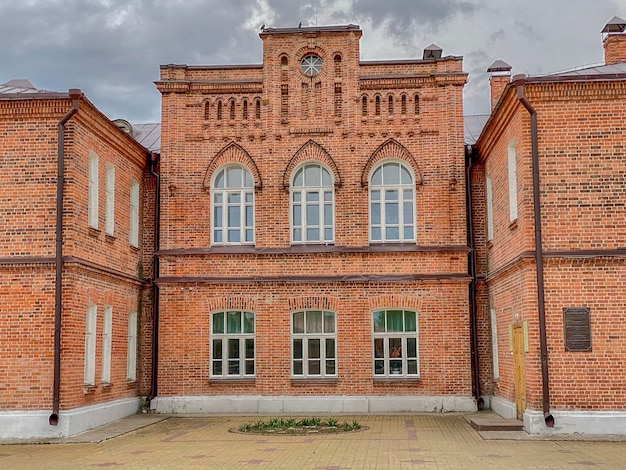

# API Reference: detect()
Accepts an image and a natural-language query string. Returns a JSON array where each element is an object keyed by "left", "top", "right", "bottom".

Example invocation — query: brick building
[
  {"left": 152, "top": 25, "right": 476, "bottom": 415},
  {"left": 0, "top": 80, "right": 155, "bottom": 438},
  {"left": 471, "top": 16, "right": 626, "bottom": 434}
]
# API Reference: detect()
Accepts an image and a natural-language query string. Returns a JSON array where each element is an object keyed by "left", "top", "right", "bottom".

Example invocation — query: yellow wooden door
[{"left": 512, "top": 324, "right": 526, "bottom": 419}]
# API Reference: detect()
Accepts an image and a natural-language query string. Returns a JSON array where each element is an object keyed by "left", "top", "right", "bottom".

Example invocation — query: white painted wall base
[
  {"left": 150, "top": 395, "right": 477, "bottom": 414},
  {"left": 0, "top": 397, "right": 141, "bottom": 439},
  {"left": 524, "top": 409, "right": 626, "bottom": 435},
  {"left": 489, "top": 396, "right": 517, "bottom": 419}
]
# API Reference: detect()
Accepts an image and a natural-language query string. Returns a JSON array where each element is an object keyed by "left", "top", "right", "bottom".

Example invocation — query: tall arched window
[
  {"left": 362, "top": 95, "right": 368, "bottom": 116},
  {"left": 291, "top": 163, "right": 334, "bottom": 244},
  {"left": 212, "top": 165, "right": 254, "bottom": 245},
  {"left": 369, "top": 161, "right": 415, "bottom": 242},
  {"left": 388, "top": 95, "right": 394, "bottom": 115},
  {"left": 375, "top": 95, "right": 381, "bottom": 116}
]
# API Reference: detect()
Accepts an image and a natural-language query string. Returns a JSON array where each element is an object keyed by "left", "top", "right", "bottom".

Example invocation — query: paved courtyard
[{"left": 1, "top": 413, "right": 625, "bottom": 469}]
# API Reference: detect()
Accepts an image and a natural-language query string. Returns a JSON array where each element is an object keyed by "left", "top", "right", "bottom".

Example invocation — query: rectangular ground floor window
[
  {"left": 372, "top": 309, "right": 419, "bottom": 378},
  {"left": 291, "top": 310, "right": 336, "bottom": 378},
  {"left": 211, "top": 311, "right": 255, "bottom": 377}
]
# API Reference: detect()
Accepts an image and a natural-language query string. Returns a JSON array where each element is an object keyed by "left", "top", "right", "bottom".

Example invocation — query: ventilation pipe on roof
[
  {"left": 513, "top": 75, "right": 554, "bottom": 428},
  {"left": 50, "top": 89, "right": 83, "bottom": 427}
]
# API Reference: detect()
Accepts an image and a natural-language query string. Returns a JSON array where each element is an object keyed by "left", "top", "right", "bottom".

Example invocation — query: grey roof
[
  {"left": 546, "top": 61, "right": 626, "bottom": 77},
  {"left": 0, "top": 79, "right": 67, "bottom": 98},
  {"left": 487, "top": 60, "right": 512, "bottom": 73},
  {"left": 132, "top": 123, "right": 161, "bottom": 153},
  {"left": 464, "top": 114, "right": 489, "bottom": 145}
]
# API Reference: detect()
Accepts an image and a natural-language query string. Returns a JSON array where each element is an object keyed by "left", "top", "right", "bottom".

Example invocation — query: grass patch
[{"left": 236, "top": 417, "right": 363, "bottom": 435}]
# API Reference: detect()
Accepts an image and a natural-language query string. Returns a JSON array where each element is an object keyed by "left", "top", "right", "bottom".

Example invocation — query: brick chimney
[
  {"left": 602, "top": 16, "right": 626, "bottom": 65},
  {"left": 487, "top": 60, "right": 512, "bottom": 111}
]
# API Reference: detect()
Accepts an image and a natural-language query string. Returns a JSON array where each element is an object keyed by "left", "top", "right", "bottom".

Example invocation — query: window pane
[
  {"left": 403, "top": 202, "right": 413, "bottom": 224},
  {"left": 228, "top": 338, "right": 240, "bottom": 359},
  {"left": 244, "top": 170, "right": 253, "bottom": 187},
  {"left": 325, "top": 338, "right": 335, "bottom": 358},
  {"left": 386, "top": 226, "right": 399, "bottom": 240},
  {"left": 324, "top": 204, "right": 332, "bottom": 225},
  {"left": 293, "top": 192, "right": 301, "bottom": 202},
  {"left": 322, "top": 168, "right": 332, "bottom": 186},
  {"left": 308, "top": 360, "right": 320, "bottom": 375},
  {"left": 213, "top": 313, "right": 224, "bottom": 334},
  {"left": 214, "top": 193, "right": 223, "bottom": 204},
  {"left": 390, "top": 337, "right": 402, "bottom": 357},
  {"left": 245, "top": 192, "right": 253, "bottom": 203},
  {"left": 308, "top": 338, "right": 320, "bottom": 358},
  {"left": 371, "top": 189, "right": 380, "bottom": 201},
  {"left": 306, "top": 311, "right": 322, "bottom": 333},
  {"left": 405, "top": 311, "right": 416, "bottom": 332},
  {"left": 228, "top": 193, "right": 240, "bottom": 204},
  {"left": 228, "top": 205, "right": 240, "bottom": 227},
  {"left": 304, "top": 165, "right": 321, "bottom": 186},
  {"left": 213, "top": 361, "right": 222, "bottom": 375},
  {"left": 385, "top": 189, "right": 398, "bottom": 201},
  {"left": 323, "top": 311, "right": 335, "bottom": 333},
  {"left": 371, "top": 202, "right": 380, "bottom": 224},
  {"left": 407, "top": 337, "right": 417, "bottom": 357},
  {"left": 293, "top": 169, "right": 304, "bottom": 187},
  {"left": 306, "top": 204, "right": 319, "bottom": 225},
  {"left": 401, "top": 165, "right": 412, "bottom": 184},
  {"left": 227, "top": 167, "right": 242, "bottom": 187},
  {"left": 245, "top": 338, "right": 254, "bottom": 358},
  {"left": 246, "top": 360, "right": 255, "bottom": 375},
  {"left": 371, "top": 227, "right": 381, "bottom": 241},
  {"left": 383, "top": 163, "right": 400, "bottom": 184},
  {"left": 373, "top": 311, "right": 385, "bottom": 332},
  {"left": 246, "top": 229, "right": 253, "bottom": 242},
  {"left": 325, "top": 360, "right": 335, "bottom": 375},
  {"left": 404, "top": 226, "right": 413, "bottom": 240},
  {"left": 306, "top": 191, "right": 319, "bottom": 202},
  {"left": 214, "top": 230, "right": 222, "bottom": 243},
  {"left": 385, "top": 202, "right": 398, "bottom": 223},
  {"left": 245, "top": 206, "right": 253, "bottom": 225},
  {"left": 227, "top": 311, "right": 241, "bottom": 333},
  {"left": 374, "top": 337, "right": 384, "bottom": 357},
  {"left": 228, "top": 229, "right": 240, "bottom": 243},
  {"left": 324, "top": 228, "right": 333, "bottom": 240},
  {"left": 213, "top": 339, "right": 223, "bottom": 359},
  {"left": 407, "top": 359, "right": 418, "bottom": 375},
  {"left": 293, "top": 360, "right": 303, "bottom": 375},
  {"left": 228, "top": 361, "right": 240, "bottom": 375},
  {"left": 293, "top": 205, "right": 301, "bottom": 225},
  {"left": 293, "top": 228, "right": 302, "bottom": 242},
  {"left": 293, "top": 338, "right": 303, "bottom": 359},
  {"left": 374, "top": 359, "right": 384, "bottom": 375},
  {"left": 244, "top": 312, "right": 254, "bottom": 333},
  {"left": 293, "top": 312, "right": 304, "bottom": 333},
  {"left": 387, "top": 310, "right": 403, "bottom": 331},
  {"left": 306, "top": 228, "right": 319, "bottom": 240},
  {"left": 323, "top": 190, "right": 332, "bottom": 202},
  {"left": 371, "top": 167, "right": 382, "bottom": 186},
  {"left": 214, "top": 206, "right": 222, "bottom": 227},
  {"left": 214, "top": 170, "right": 224, "bottom": 188}
]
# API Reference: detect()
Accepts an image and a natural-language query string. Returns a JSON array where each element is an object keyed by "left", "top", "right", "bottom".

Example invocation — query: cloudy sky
[{"left": 1, "top": 0, "right": 623, "bottom": 123}]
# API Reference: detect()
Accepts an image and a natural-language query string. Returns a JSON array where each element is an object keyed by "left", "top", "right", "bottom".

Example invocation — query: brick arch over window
[
  {"left": 288, "top": 296, "right": 339, "bottom": 312},
  {"left": 282, "top": 140, "right": 342, "bottom": 189},
  {"left": 206, "top": 296, "right": 258, "bottom": 313},
  {"left": 360, "top": 138, "right": 423, "bottom": 187},
  {"left": 203, "top": 141, "right": 262, "bottom": 189},
  {"left": 367, "top": 294, "right": 422, "bottom": 312}
]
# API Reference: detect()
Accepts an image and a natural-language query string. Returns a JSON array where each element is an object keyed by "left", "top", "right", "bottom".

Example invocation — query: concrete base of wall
[
  {"left": 489, "top": 396, "right": 517, "bottom": 419},
  {"left": 150, "top": 395, "right": 477, "bottom": 414},
  {"left": 524, "top": 409, "right": 626, "bottom": 435},
  {"left": 0, "top": 397, "right": 141, "bottom": 439}
]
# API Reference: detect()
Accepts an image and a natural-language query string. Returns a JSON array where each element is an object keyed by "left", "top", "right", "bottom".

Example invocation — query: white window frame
[
  {"left": 105, "top": 164, "right": 115, "bottom": 236},
  {"left": 290, "top": 163, "right": 335, "bottom": 244},
  {"left": 490, "top": 307, "right": 499, "bottom": 380},
  {"left": 507, "top": 140, "right": 518, "bottom": 222},
  {"left": 88, "top": 151, "right": 99, "bottom": 229},
  {"left": 486, "top": 174, "right": 494, "bottom": 241},
  {"left": 291, "top": 310, "right": 337, "bottom": 378},
  {"left": 369, "top": 160, "right": 415, "bottom": 243},
  {"left": 84, "top": 304, "right": 97, "bottom": 386},
  {"left": 211, "top": 165, "right": 254, "bottom": 245},
  {"left": 210, "top": 311, "right": 255, "bottom": 378},
  {"left": 101, "top": 305, "right": 112, "bottom": 384},
  {"left": 126, "top": 311, "right": 137, "bottom": 382},
  {"left": 129, "top": 180, "right": 139, "bottom": 247},
  {"left": 372, "top": 309, "right": 419, "bottom": 378}
]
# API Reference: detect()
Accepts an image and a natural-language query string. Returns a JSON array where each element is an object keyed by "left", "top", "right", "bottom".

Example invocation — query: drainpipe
[
  {"left": 50, "top": 89, "right": 83, "bottom": 426},
  {"left": 513, "top": 75, "right": 554, "bottom": 427},
  {"left": 147, "top": 152, "right": 160, "bottom": 406},
  {"left": 465, "top": 145, "right": 482, "bottom": 409}
]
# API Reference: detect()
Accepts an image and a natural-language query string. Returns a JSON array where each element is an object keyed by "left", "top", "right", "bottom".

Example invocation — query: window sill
[
  {"left": 486, "top": 240, "right": 493, "bottom": 249},
  {"left": 105, "top": 234, "right": 116, "bottom": 243},
  {"left": 88, "top": 227, "right": 100, "bottom": 238},
  {"left": 373, "top": 377, "right": 420, "bottom": 383},
  {"left": 509, "top": 219, "right": 518, "bottom": 230},
  {"left": 101, "top": 382, "right": 113, "bottom": 389},
  {"left": 130, "top": 244, "right": 140, "bottom": 253},
  {"left": 83, "top": 384, "right": 97, "bottom": 394},
  {"left": 209, "top": 377, "right": 256, "bottom": 383},
  {"left": 126, "top": 379, "right": 138, "bottom": 386},
  {"left": 290, "top": 377, "right": 338, "bottom": 385}
]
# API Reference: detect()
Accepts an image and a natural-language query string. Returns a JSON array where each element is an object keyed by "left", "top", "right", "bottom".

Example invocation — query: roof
[
  {"left": 260, "top": 24, "right": 361, "bottom": 35},
  {"left": 0, "top": 79, "right": 68, "bottom": 98},
  {"left": 538, "top": 61, "right": 626, "bottom": 79},
  {"left": 132, "top": 123, "right": 161, "bottom": 153},
  {"left": 464, "top": 114, "right": 489, "bottom": 145}
]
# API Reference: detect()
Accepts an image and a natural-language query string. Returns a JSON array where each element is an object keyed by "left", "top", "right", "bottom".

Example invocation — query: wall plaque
[{"left": 563, "top": 307, "right": 592, "bottom": 352}]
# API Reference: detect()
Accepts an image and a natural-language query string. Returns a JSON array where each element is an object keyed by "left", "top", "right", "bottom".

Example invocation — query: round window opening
[{"left": 300, "top": 54, "right": 323, "bottom": 76}]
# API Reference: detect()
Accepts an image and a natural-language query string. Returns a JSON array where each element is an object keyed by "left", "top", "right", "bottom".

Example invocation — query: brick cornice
[{"left": 156, "top": 80, "right": 263, "bottom": 95}]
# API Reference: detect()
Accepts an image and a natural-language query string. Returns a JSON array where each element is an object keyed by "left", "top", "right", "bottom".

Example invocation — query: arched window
[
  {"left": 217, "top": 100, "right": 223, "bottom": 120},
  {"left": 334, "top": 54, "right": 342, "bottom": 77},
  {"left": 401, "top": 95, "right": 407, "bottom": 115},
  {"left": 372, "top": 309, "right": 419, "bottom": 377},
  {"left": 414, "top": 94, "right": 420, "bottom": 115},
  {"left": 362, "top": 96, "right": 368, "bottom": 116},
  {"left": 369, "top": 161, "right": 415, "bottom": 242},
  {"left": 211, "top": 310, "right": 255, "bottom": 377},
  {"left": 229, "top": 99, "right": 236, "bottom": 120},
  {"left": 291, "top": 163, "right": 334, "bottom": 244},
  {"left": 375, "top": 95, "right": 381, "bottom": 116},
  {"left": 212, "top": 165, "right": 254, "bottom": 245},
  {"left": 388, "top": 95, "right": 394, "bottom": 115},
  {"left": 255, "top": 98, "right": 261, "bottom": 119},
  {"left": 242, "top": 99, "right": 248, "bottom": 120},
  {"left": 292, "top": 310, "right": 336, "bottom": 377},
  {"left": 204, "top": 100, "right": 210, "bottom": 120}
]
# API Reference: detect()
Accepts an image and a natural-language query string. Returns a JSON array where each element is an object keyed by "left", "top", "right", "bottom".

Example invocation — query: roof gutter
[
  {"left": 513, "top": 75, "right": 554, "bottom": 428},
  {"left": 50, "top": 89, "right": 82, "bottom": 426}
]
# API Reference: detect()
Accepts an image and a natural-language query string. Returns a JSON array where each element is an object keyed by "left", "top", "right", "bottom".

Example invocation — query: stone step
[{"left": 468, "top": 417, "right": 524, "bottom": 432}]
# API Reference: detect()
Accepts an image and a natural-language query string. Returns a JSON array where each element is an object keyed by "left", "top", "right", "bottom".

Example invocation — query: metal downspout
[
  {"left": 147, "top": 152, "right": 160, "bottom": 406},
  {"left": 513, "top": 75, "right": 554, "bottom": 427},
  {"left": 465, "top": 146, "right": 482, "bottom": 408},
  {"left": 50, "top": 89, "right": 82, "bottom": 426}
]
